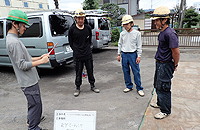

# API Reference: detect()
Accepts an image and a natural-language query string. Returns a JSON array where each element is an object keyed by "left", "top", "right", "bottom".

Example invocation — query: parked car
[
  {"left": 85, "top": 11, "right": 111, "bottom": 49},
  {"left": 0, "top": 10, "right": 74, "bottom": 69}
]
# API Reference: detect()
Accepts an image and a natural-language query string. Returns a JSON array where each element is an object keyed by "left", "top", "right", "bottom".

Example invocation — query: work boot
[{"left": 90, "top": 84, "right": 100, "bottom": 93}]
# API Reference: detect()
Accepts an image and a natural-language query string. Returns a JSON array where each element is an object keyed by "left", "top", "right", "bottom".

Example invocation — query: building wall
[
  {"left": 194, "top": 2, "right": 200, "bottom": 14},
  {"left": 0, "top": 0, "right": 49, "bottom": 17},
  {"left": 110, "top": 0, "right": 117, "bottom": 5},
  {"left": 99, "top": 0, "right": 138, "bottom": 15},
  {"left": 129, "top": 0, "right": 138, "bottom": 15},
  {"left": 134, "top": 19, "right": 144, "bottom": 30},
  {"left": 118, "top": 4, "right": 128, "bottom": 14}
]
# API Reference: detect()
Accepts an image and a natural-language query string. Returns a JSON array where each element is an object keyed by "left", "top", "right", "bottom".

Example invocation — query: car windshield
[
  {"left": 98, "top": 18, "right": 109, "bottom": 30},
  {"left": 49, "top": 15, "right": 74, "bottom": 36}
]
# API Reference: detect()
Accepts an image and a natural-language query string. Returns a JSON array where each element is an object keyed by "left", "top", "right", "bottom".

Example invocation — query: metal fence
[{"left": 140, "top": 28, "right": 200, "bottom": 47}]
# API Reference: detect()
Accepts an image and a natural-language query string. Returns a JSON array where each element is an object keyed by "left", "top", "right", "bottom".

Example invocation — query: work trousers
[
  {"left": 74, "top": 58, "right": 95, "bottom": 88},
  {"left": 121, "top": 52, "right": 143, "bottom": 90},
  {"left": 154, "top": 61, "right": 175, "bottom": 114},
  {"left": 21, "top": 83, "right": 42, "bottom": 130}
]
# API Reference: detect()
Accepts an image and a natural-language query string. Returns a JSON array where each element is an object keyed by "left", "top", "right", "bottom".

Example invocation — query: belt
[
  {"left": 122, "top": 51, "right": 136, "bottom": 54},
  {"left": 156, "top": 59, "right": 171, "bottom": 63}
]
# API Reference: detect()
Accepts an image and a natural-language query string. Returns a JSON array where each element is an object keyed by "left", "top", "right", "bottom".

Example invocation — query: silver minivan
[
  {"left": 0, "top": 10, "right": 74, "bottom": 69},
  {"left": 86, "top": 13, "right": 111, "bottom": 49}
]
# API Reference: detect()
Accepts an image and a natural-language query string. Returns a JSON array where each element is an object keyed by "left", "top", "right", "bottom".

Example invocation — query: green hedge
[{"left": 111, "top": 28, "right": 120, "bottom": 43}]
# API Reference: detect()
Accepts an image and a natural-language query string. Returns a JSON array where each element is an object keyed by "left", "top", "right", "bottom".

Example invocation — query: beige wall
[
  {"left": 12, "top": 0, "right": 23, "bottom": 8},
  {"left": 134, "top": 19, "right": 145, "bottom": 30},
  {"left": 0, "top": 0, "right": 49, "bottom": 17}
]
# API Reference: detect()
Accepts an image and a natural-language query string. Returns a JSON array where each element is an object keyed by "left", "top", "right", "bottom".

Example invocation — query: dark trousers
[
  {"left": 154, "top": 61, "right": 175, "bottom": 114},
  {"left": 21, "top": 83, "right": 42, "bottom": 130},
  {"left": 74, "top": 58, "right": 95, "bottom": 88}
]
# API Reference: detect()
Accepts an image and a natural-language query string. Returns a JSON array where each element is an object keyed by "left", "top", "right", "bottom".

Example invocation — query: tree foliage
[
  {"left": 101, "top": 3, "right": 126, "bottom": 27},
  {"left": 171, "top": 5, "right": 181, "bottom": 28},
  {"left": 82, "top": 0, "right": 99, "bottom": 10},
  {"left": 138, "top": 9, "right": 145, "bottom": 13},
  {"left": 172, "top": 5, "right": 180, "bottom": 14},
  {"left": 53, "top": 0, "right": 59, "bottom": 9},
  {"left": 172, "top": 5, "right": 180, "bottom": 21},
  {"left": 111, "top": 28, "right": 120, "bottom": 42},
  {"left": 197, "top": 14, "right": 200, "bottom": 22},
  {"left": 183, "top": 8, "right": 199, "bottom": 28}
]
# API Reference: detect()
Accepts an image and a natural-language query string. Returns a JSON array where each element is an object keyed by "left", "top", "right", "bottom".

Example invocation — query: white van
[
  {"left": 0, "top": 10, "right": 74, "bottom": 69},
  {"left": 85, "top": 11, "right": 111, "bottom": 49}
]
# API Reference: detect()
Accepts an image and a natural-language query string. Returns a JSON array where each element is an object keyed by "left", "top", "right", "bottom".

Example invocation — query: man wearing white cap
[
  {"left": 117, "top": 15, "right": 144, "bottom": 97},
  {"left": 68, "top": 8, "right": 100, "bottom": 97},
  {"left": 150, "top": 6, "right": 180, "bottom": 119}
]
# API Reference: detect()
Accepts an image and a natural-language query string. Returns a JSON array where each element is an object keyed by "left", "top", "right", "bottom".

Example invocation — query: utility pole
[{"left": 178, "top": 0, "right": 186, "bottom": 28}]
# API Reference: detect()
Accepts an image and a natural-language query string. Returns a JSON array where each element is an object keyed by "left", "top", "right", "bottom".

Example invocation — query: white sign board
[{"left": 54, "top": 110, "right": 96, "bottom": 130}]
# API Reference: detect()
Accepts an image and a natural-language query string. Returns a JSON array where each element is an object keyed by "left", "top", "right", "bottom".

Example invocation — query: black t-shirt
[{"left": 68, "top": 24, "right": 92, "bottom": 60}]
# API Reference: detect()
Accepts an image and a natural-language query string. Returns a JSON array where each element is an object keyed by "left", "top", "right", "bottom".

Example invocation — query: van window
[
  {"left": 0, "top": 21, "right": 3, "bottom": 38},
  {"left": 21, "top": 17, "right": 43, "bottom": 37},
  {"left": 49, "top": 15, "right": 74, "bottom": 36},
  {"left": 87, "top": 19, "right": 94, "bottom": 29},
  {"left": 98, "top": 18, "right": 109, "bottom": 30}
]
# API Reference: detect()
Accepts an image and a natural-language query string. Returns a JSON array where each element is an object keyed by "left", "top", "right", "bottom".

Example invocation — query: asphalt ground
[{"left": 0, "top": 46, "right": 199, "bottom": 130}]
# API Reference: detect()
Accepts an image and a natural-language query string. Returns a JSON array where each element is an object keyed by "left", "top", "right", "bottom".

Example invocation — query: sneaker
[
  {"left": 27, "top": 116, "right": 46, "bottom": 126},
  {"left": 154, "top": 112, "right": 169, "bottom": 119},
  {"left": 90, "top": 84, "right": 100, "bottom": 93},
  {"left": 150, "top": 103, "right": 160, "bottom": 108},
  {"left": 123, "top": 88, "right": 132, "bottom": 93},
  {"left": 91, "top": 87, "right": 100, "bottom": 93},
  {"left": 74, "top": 89, "right": 80, "bottom": 97},
  {"left": 137, "top": 90, "right": 145, "bottom": 96}
]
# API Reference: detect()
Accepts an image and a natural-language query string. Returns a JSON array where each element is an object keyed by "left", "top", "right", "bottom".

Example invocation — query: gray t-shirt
[{"left": 6, "top": 33, "right": 39, "bottom": 87}]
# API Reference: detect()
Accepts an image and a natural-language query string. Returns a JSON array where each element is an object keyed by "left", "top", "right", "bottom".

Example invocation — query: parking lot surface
[{"left": 0, "top": 46, "right": 199, "bottom": 130}]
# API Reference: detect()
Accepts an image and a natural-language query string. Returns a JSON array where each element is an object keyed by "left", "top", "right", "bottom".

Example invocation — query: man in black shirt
[{"left": 68, "top": 8, "right": 100, "bottom": 97}]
